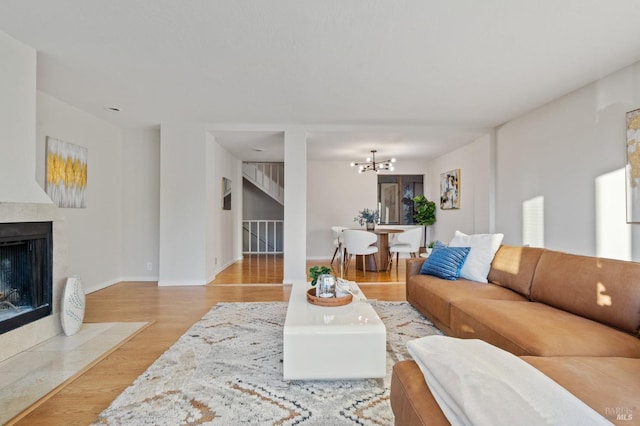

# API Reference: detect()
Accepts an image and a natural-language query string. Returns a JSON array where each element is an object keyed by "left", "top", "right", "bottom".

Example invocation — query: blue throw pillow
[
  {"left": 432, "top": 240, "right": 448, "bottom": 252},
  {"left": 420, "top": 246, "right": 471, "bottom": 280}
]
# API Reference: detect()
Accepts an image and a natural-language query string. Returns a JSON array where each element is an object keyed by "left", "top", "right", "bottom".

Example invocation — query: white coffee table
[{"left": 283, "top": 282, "right": 386, "bottom": 380}]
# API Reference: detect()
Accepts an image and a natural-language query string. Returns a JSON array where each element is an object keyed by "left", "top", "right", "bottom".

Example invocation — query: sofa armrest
[
  {"left": 391, "top": 360, "right": 450, "bottom": 426},
  {"left": 406, "top": 257, "right": 425, "bottom": 281}
]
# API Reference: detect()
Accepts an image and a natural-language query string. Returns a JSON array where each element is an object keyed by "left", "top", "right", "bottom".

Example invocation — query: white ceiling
[{"left": 1, "top": 1, "right": 640, "bottom": 162}]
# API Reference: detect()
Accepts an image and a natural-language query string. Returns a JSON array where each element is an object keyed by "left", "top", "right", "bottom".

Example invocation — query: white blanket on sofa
[{"left": 407, "top": 336, "right": 611, "bottom": 426}]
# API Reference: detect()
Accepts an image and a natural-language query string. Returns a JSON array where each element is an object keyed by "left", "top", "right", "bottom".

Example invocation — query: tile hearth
[{"left": 0, "top": 321, "right": 148, "bottom": 424}]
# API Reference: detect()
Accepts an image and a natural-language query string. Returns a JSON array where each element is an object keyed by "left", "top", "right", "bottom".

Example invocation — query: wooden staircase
[{"left": 242, "top": 162, "right": 284, "bottom": 205}]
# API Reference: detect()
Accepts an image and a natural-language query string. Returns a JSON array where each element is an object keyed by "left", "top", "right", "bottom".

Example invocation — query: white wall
[
  {"left": 284, "top": 130, "right": 307, "bottom": 283},
  {"left": 36, "top": 92, "right": 124, "bottom": 293},
  {"left": 243, "top": 181, "right": 284, "bottom": 220},
  {"left": 496, "top": 61, "right": 640, "bottom": 260},
  {"left": 159, "top": 123, "right": 207, "bottom": 285},
  {"left": 121, "top": 128, "right": 160, "bottom": 281},
  {"left": 306, "top": 158, "right": 429, "bottom": 259},
  {"left": 306, "top": 160, "right": 376, "bottom": 260},
  {"left": 159, "top": 126, "right": 241, "bottom": 285},
  {"left": 0, "top": 31, "right": 65, "bottom": 360},
  {"left": 0, "top": 31, "right": 50, "bottom": 204},
  {"left": 425, "top": 136, "right": 494, "bottom": 243},
  {"left": 209, "top": 134, "right": 242, "bottom": 276}
]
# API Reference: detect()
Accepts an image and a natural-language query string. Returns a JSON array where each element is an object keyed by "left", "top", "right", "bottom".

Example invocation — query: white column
[
  {"left": 283, "top": 128, "right": 307, "bottom": 284},
  {"left": 159, "top": 123, "right": 208, "bottom": 286}
]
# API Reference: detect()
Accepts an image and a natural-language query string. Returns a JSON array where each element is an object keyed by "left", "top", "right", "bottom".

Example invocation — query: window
[{"left": 378, "top": 175, "right": 423, "bottom": 224}]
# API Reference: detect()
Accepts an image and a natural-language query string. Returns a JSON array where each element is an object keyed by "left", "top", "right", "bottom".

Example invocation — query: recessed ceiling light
[{"left": 104, "top": 106, "right": 121, "bottom": 112}]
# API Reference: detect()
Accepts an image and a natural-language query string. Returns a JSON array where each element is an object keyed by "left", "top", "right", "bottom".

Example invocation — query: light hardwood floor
[
  {"left": 210, "top": 254, "right": 407, "bottom": 284},
  {"left": 13, "top": 255, "right": 408, "bottom": 425}
]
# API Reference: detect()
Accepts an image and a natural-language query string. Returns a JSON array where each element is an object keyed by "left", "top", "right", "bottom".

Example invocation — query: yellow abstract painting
[{"left": 46, "top": 136, "right": 87, "bottom": 208}]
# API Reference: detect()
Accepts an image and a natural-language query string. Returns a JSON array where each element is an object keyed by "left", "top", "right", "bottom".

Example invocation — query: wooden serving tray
[{"left": 307, "top": 288, "right": 353, "bottom": 306}]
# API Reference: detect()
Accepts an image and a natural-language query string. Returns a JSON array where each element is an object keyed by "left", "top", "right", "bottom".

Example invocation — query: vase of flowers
[{"left": 354, "top": 208, "right": 379, "bottom": 231}]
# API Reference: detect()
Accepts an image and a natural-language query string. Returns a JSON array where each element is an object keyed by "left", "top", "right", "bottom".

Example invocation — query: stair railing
[{"left": 243, "top": 220, "right": 284, "bottom": 254}]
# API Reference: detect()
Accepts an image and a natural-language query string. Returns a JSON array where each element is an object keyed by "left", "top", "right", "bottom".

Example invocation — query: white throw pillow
[{"left": 448, "top": 230, "right": 504, "bottom": 283}]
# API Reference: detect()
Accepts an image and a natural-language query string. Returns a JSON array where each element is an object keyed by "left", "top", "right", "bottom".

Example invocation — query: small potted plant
[
  {"left": 426, "top": 240, "right": 436, "bottom": 255},
  {"left": 354, "top": 208, "right": 379, "bottom": 230},
  {"left": 309, "top": 265, "right": 332, "bottom": 286}
]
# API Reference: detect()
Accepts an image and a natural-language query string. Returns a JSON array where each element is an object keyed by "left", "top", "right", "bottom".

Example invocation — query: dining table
[{"left": 355, "top": 227, "right": 404, "bottom": 272}]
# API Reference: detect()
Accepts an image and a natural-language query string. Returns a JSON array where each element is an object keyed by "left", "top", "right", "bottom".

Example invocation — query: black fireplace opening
[{"left": 0, "top": 222, "right": 52, "bottom": 334}]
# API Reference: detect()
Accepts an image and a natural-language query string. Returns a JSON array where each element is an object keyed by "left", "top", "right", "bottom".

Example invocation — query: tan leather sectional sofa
[{"left": 391, "top": 245, "right": 640, "bottom": 425}]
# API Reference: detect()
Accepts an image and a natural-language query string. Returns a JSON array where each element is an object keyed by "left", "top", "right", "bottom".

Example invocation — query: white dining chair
[
  {"left": 342, "top": 229, "right": 379, "bottom": 274},
  {"left": 330, "top": 226, "right": 348, "bottom": 265},
  {"left": 387, "top": 227, "right": 423, "bottom": 270}
]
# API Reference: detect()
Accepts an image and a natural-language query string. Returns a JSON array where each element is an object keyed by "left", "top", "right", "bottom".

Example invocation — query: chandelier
[{"left": 350, "top": 150, "right": 396, "bottom": 174}]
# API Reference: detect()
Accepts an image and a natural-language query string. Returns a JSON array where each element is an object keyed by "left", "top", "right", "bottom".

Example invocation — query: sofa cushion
[
  {"left": 487, "top": 245, "right": 545, "bottom": 298},
  {"left": 530, "top": 250, "right": 640, "bottom": 335},
  {"left": 522, "top": 356, "right": 640, "bottom": 424},
  {"left": 450, "top": 299, "right": 640, "bottom": 357},
  {"left": 406, "top": 274, "right": 526, "bottom": 332},
  {"left": 419, "top": 246, "right": 470, "bottom": 280},
  {"left": 449, "top": 231, "right": 504, "bottom": 283}
]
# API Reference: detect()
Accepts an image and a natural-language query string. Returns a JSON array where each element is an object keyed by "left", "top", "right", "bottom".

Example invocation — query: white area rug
[{"left": 94, "top": 302, "right": 441, "bottom": 425}]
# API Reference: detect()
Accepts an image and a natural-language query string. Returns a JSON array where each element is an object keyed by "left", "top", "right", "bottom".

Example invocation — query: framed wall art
[
  {"left": 222, "top": 177, "right": 232, "bottom": 210},
  {"left": 626, "top": 108, "right": 640, "bottom": 223},
  {"left": 440, "top": 169, "right": 460, "bottom": 210},
  {"left": 45, "top": 136, "right": 87, "bottom": 208},
  {"left": 379, "top": 182, "right": 399, "bottom": 224}
]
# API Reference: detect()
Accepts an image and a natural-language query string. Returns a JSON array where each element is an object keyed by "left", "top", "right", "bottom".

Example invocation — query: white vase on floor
[{"left": 60, "top": 275, "right": 85, "bottom": 336}]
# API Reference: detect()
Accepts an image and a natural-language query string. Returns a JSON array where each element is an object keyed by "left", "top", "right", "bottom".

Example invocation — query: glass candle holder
[{"left": 316, "top": 274, "right": 336, "bottom": 298}]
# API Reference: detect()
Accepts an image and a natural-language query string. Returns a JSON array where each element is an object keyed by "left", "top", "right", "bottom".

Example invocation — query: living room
[{"left": 1, "top": 2, "right": 640, "bottom": 424}]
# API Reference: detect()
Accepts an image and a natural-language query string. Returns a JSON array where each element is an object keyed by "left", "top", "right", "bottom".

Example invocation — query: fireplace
[{"left": 0, "top": 222, "right": 52, "bottom": 334}]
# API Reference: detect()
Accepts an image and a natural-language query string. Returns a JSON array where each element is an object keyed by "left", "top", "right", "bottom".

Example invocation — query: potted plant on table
[
  {"left": 413, "top": 195, "right": 436, "bottom": 251},
  {"left": 354, "top": 208, "right": 379, "bottom": 231},
  {"left": 309, "top": 265, "right": 332, "bottom": 286}
]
